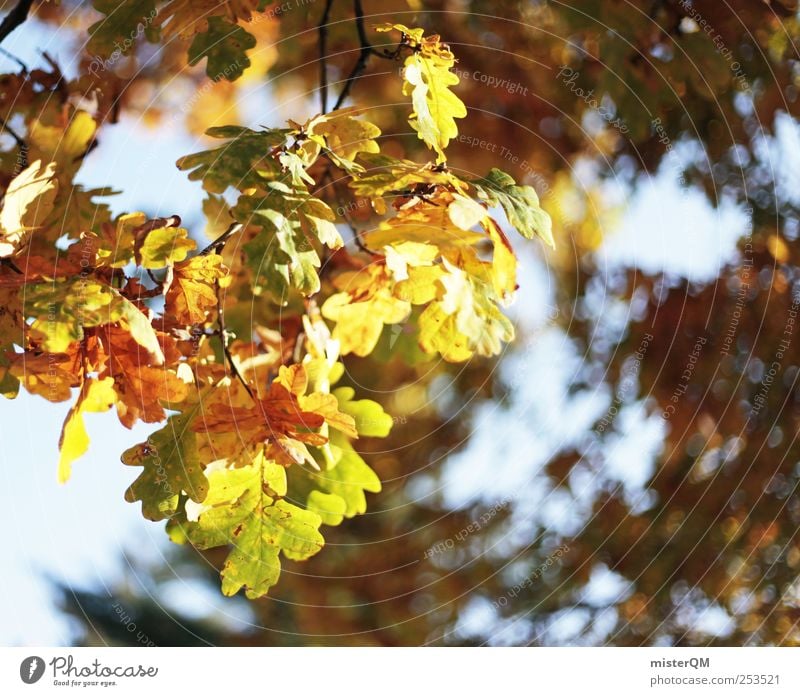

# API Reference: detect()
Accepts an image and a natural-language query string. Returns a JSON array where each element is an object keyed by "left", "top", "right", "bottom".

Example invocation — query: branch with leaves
[{"left": 0, "top": 16, "right": 552, "bottom": 599}]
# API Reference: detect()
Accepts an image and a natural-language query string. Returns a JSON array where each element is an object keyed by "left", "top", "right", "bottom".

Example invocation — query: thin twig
[
  {"left": 0, "top": 116, "right": 25, "bottom": 149},
  {"left": 0, "top": 0, "right": 34, "bottom": 46},
  {"left": 318, "top": 0, "right": 335, "bottom": 114},
  {"left": 200, "top": 219, "right": 253, "bottom": 399},
  {"left": 1, "top": 258, "right": 23, "bottom": 274},
  {"left": 330, "top": 173, "right": 373, "bottom": 253},
  {"left": 216, "top": 282, "right": 254, "bottom": 400},
  {"left": 199, "top": 222, "right": 244, "bottom": 256},
  {"left": 323, "top": 0, "right": 404, "bottom": 112},
  {"left": 0, "top": 45, "right": 27, "bottom": 70},
  {"left": 332, "top": 0, "right": 380, "bottom": 111}
]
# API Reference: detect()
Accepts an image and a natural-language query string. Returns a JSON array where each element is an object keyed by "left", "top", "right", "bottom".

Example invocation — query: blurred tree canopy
[{"left": 3, "top": 0, "right": 800, "bottom": 645}]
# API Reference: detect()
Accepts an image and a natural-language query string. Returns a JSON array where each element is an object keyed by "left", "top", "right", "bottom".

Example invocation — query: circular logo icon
[{"left": 20, "top": 656, "right": 45, "bottom": 684}]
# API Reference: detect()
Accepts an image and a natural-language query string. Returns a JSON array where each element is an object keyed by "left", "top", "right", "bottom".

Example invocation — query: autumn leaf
[
  {"left": 123, "top": 401, "right": 208, "bottom": 521},
  {"left": 303, "top": 107, "right": 381, "bottom": 171},
  {"left": 0, "top": 160, "right": 58, "bottom": 257},
  {"left": 95, "top": 325, "right": 188, "bottom": 428},
  {"left": 177, "top": 126, "right": 288, "bottom": 193},
  {"left": 8, "top": 351, "right": 81, "bottom": 403},
  {"left": 165, "top": 253, "right": 228, "bottom": 324},
  {"left": 188, "top": 16, "right": 256, "bottom": 81},
  {"left": 87, "top": 0, "right": 158, "bottom": 57},
  {"left": 137, "top": 226, "right": 197, "bottom": 268},
  {"left": 58, "top": 377, "right": 117, "bottom": 483},
  {"left": 28, "top": 111, "right": 97, "bottom": 173},
  {"left": 176, "top": 455, "right": 323, "bottom": 599},
  {"left": 321, "top": 264, "right": 412, "bottom": 357},
  {"left": 471, "top": 168, "right": 554, "bottom": 248},
  {"left": 0, "top": 14, "right": 555, "bottom": 605},
  {"left": 378, "top": 25, "right": 467, "bottom": 162}
]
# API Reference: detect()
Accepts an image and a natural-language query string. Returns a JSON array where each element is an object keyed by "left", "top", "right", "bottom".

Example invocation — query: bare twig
[
  {"left": 216, "top": 282, "right": 254, "bottom": 400},
  {"left": 332, "top": 0, "right": 372, "bottom": 111},
  {"left": 0, "top": 116, "right": 27, "bottom": 167},
  {"left": 1, "top": 258, "right": 23, "bottom": 274},
  {"left": 199, "top": 219, "right": 253, "bottom": 398},
  {"left": 0, "top": 117, "right": 23, "bottom": 146},
  {"left": 318, "top": 0, "right": 335, "bottom": 114},
  {"left": 199, "top": 222, "right": 244, "bottom": 256},
  {"left": 0, "top": 45, "right": 27, "bottom": 70},
  {"left": 319, "top": 0, "right": 404, "bottom": 112},
  {"left": 0, "top": 0, "right": 34, "bottom": 46}
]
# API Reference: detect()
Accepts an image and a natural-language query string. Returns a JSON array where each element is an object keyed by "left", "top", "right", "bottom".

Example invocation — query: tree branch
[
  {"left": 0, "top": 45, "right": 27, "bottom": 70},
  {"left": 320, "top": 0, "right": 404, "bottom": 113},
  {"left": 200, "top": 220, "right": 253, "bottom": 399},
  {"left": 0, "top": 116, "right": 26, "bottom": 154},
  {"left": 332, "top": 0, "right": 371, "bottom": 111},
  {"left": 199, "top": 222, "right": 243, "bottom": 256},
  {"left": 216, "top": 282, "right": 254, "bottom": 401},
  {"left": 317, "top": 0, "right": 335, "bottom": 114},
  {"left": 0, "top": 0, "right": 34, "bottom": 46}
]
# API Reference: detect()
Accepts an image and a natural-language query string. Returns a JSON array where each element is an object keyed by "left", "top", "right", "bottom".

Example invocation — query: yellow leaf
[
  {"left": 395, "top": 265, "right": 444, "bottom": 304},
  {"left": 321, "top": 266, "right": 411, "bottom": 357},
  {"left": 165, "top": 253, "right": 227, "bottom": 324},
  {"left": 383, "top": 241, "right": 439, "bottom": 281},
  {"left": 485, "top": 218, "right": 518, "bottom": 301},
  {"left": 418, "top": 302, "right": 473, "bottom": 362},
  {"left": 307, "top": 107, "right": 381, "bottom": 164},
  {"left": 95, "top": 212, "right": 145, "bottom": 267},
  {"left": 29, "top": 111, "right": 96, "bottom": 171},
  {"left": 448, "top": 194, "right": 486, "bottom": 230},
  {"left": 0, "top": 160, "right": 58, "bottom": 257},
  {"left": 58, "top": 377, "right": 117, "bottom": 483},
  {"left": 301, "top": 392, "right": 358, "bottom": 438},
  {"left": 364, "top": 203, "right": 484, "bottom": 249},
  {"left": 396, "top": 30, "right": 466, "bottom": 163},
  {"left": 138, "top": 226, "right": 197, "bottom": 268}
]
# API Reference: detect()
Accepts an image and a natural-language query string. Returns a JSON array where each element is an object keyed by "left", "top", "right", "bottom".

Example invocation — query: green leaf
[
  {"left": 237, "top": 182, "right": 343, "bottom": 300},
  {"left": 176, "top": 457, "right": 323, "bottom": 599},
  {"left": 293, "top": 391, "right": 391, "bottom": 526},
  {"left": 221, "top": 500, "right": 323, "bottom": 598},
  {"left": 334, "top": 386, "right": 394, "bottom": 437},
  {"left": 138, "top": 226, "right": 196, "bottom": 268},
  {"left": 243, "top": 208, "right": 321, "bottom": 302},
  {"left": 306, "top": 490, "right": 347, "bottom": 526},
  {"left": 471, "top": 168, "right": 554, "bottom": 248},
  {"left": 122, "top": 403, "right": 207, "bottom": 521},
  {"left": 188, "top": 16, "right": 256, "bottom": 82},
  {"left": 87, "top": 0, "right": 158, "bottom": 58},
  {"left": 309, "top": 435, "right": 382, "bottom": 519},
  {"left": 177, "top": 127, "right": 289, "bottom": 194},
  {"left": 26, "top": 280, "right": 116, "bottom": 353}
]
